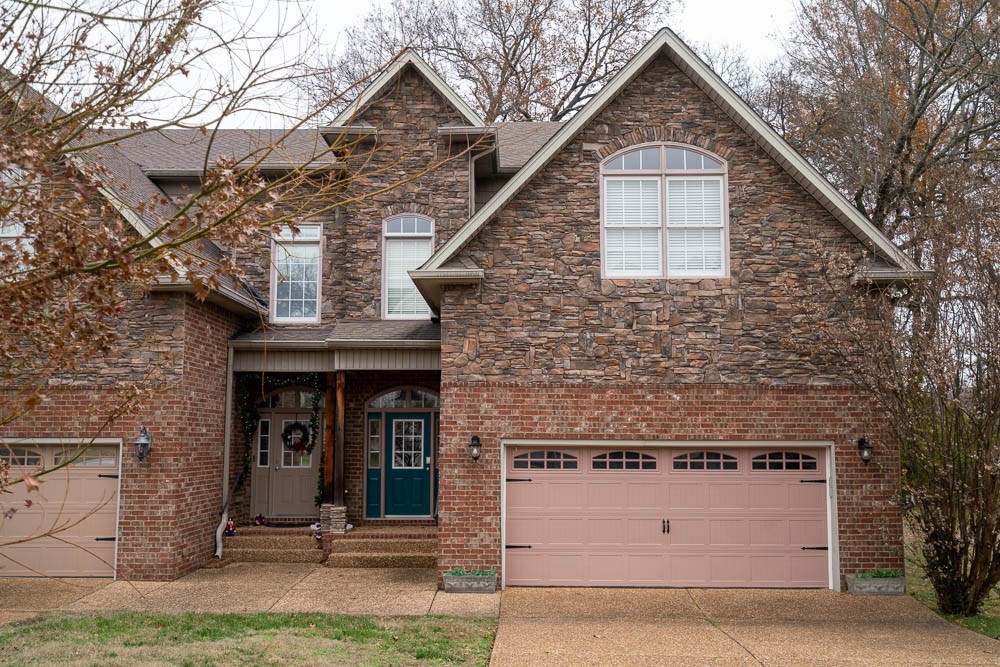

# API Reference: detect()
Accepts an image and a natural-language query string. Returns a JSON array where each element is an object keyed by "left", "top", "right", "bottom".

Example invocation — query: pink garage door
[
  {"left": 1, "top": 445, "right": 119, "bottom": 577},
  {"left": 504, "top": 446, "right": 829, "bottom": 587}
]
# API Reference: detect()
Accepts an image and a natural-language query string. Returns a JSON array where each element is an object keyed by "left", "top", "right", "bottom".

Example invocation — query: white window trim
[
  {"left": 270, "top": 223, "right": 323, "bottom": 323},
  {"left": 600, "top": 143, "right": 730, "bottom": 280},
  {"left": 382, "top": 215, "right": 434, "bottom": 320}
]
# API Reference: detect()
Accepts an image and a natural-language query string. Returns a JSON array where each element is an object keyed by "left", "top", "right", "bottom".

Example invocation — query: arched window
[
  {"left": 592, "top": 450, "right": 657, "bottom": 470},
  {"left": 672, "top": 450, "right": 738, "bottom": 471},
  {"left": 383, "top": 215, "right": 433, "bottom": 318},
  {"left": 751, "top": 451, "right": 818, "bottom": 471},
  {"left": 512, "top": 450, "right": 578, "bottom": 470},
  {"left": 601, "top": 144, "right": 728, "bottom": 278}
]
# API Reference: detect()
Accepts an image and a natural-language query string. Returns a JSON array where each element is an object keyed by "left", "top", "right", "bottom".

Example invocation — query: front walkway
[
  {"left": 0, "top": 564, "right": 498, "bottom": 619},
  {"left": 491, "top": 588, "right": 1000, "bottom": 666}
]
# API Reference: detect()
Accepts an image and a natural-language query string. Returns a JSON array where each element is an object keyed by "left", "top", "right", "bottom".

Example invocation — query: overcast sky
[{"left": 315, "top": 0, "right": 799, "bottom": 65}]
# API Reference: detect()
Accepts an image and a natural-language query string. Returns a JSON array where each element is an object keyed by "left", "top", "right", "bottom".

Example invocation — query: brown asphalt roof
[
  {"left": 108, "top": 129, "right": 338, "bottom": 173},
  {"left": 109, "top": 124, "right": 561, "bottom": 175},
  {"left": 495, "top": 122, "right": 563, "bottom": 172},
  {"left": 233, "top": 320, "right": 440, "bottom": 346}
]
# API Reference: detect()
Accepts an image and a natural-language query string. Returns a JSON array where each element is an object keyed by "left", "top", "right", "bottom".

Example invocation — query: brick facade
[
  {"left": 1, "top": 294, "right": 240, "bottom": 580},
  {"left": 434, "top": 54, "right": 903, "bottom": 588},
  {"left": 437, "top": 382, "right": 902, "bottom": 588}
]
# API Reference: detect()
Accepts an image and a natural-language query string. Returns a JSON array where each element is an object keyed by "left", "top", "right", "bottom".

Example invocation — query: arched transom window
[{"left": 601, "top": 144, "right": 728, "bottom": 279}]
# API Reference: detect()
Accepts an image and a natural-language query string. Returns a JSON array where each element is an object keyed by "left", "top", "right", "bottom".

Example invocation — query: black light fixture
[
  {"left": 135, "top": 425, "right": 153, "bottom": 462},
  {"left": 469, "top": 435, "right": 481, "bottom": 462},
  {"left": 857, "top": 437, "right": 872, "bottom": 464}
]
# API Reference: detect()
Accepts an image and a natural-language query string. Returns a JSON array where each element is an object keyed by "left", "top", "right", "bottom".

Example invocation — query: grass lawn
[
  {"left": 0, "top": 611, "right": 496, "bottom": 666},
  {"left": 905, "top": 542, "right": 1000, "bottom": 640}
]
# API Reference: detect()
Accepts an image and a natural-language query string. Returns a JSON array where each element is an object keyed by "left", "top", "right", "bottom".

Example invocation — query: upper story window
[
  {"left": 1, "top": 168, "right": 33, "bottom": 257},
  {"left": 271, "top": 224, "right": 322, "bottom": 322},
  {"left": 384, "top": 215, "right": 433, "bottom": 319},
  {"left": 601, "top": 144, "right": 727, "bottom": 279}
]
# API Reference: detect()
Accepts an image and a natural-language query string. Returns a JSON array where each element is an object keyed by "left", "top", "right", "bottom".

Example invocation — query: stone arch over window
[
  {"left": 383, "top": 214, "right": 434, "bottom": 319},
  {"left": 600, "top": 142, "right": 729, "bottom": 279}
]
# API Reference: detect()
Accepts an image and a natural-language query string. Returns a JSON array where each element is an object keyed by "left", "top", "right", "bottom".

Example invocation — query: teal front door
[{"left": 385, "top": 413, "right": 432, "bottom": 515}]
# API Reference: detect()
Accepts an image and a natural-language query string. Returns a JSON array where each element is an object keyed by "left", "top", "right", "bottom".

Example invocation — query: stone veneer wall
[{"left": 435, "top": 53, "right": 903, "bottom": 589}]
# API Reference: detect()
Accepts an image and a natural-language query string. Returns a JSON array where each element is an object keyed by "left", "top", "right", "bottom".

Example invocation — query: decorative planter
[
  {"left": 443, "top": 574, "right": 497, "bottom": 593},
  {"left": 846, "top": 574, "right": 906, "bottom": 595}
]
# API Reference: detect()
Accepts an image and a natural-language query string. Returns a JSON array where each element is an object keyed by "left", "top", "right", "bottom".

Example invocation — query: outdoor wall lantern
[
  {"left": 857, "top": 437, "right": 873, "bottom": 464},
  {"left": 135, "top": 425, "right": 153, "bottom": 462},
  {"left": 469, "top": 435, "right": 481, "bottom": 462}
]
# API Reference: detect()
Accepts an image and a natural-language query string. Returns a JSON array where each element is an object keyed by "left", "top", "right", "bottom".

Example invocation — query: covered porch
[{"left": 226, "top": 321, "right": 441, "bottom": 535}]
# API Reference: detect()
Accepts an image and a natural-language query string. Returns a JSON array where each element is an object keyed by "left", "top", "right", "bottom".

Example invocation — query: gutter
[
  {"left": 850, "top": 269, "right": 935, "bottom": 286},
  {"left": 409, "top": 267, "right": 485, "bottom": 313},
  {"left": 227, "top": 338, "right": 440, "bottom": 351}
]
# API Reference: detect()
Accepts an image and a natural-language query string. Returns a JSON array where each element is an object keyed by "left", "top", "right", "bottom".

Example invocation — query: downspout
[{"left": 214, "top": 345, "right": 235, "bottom": 559}]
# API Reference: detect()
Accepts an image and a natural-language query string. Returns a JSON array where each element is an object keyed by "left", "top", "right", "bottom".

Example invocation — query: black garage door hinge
[
  {"left": 506, "top": 478, "right": 532, "bottom": 483},
  {"left": 95, "top": 537, "right": 117, "bottom": 542},
  {"left": 98, "top": 474, "right": 119, "bottom": 479},
  {"left": 801, "top": 546, "right": 828, "bottom": 551},
  {"left": 799, "top": 479, "right": 825, "bottom": 483},
  {"left": 505, "top": 544, "right": 532, "bottom": 549}
]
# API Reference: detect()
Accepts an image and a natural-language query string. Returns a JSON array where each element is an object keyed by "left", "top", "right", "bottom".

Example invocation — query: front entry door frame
[
  {"left": 364, "top": 387, "right": 440, "bottom": 519},
  {"left": 384, "top": 413, "right": 433, "bottom": 516},
  {"left": 251, "top": 410, "right": 322, "bottom": 518}
]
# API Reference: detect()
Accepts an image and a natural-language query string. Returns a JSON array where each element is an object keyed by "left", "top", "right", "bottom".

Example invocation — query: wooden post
[
  {"left": 335, "top": 371, "right": 346, "bottom": 506},
  {"left": 324, "top": 372, "right": 335, "bottom": 503}
]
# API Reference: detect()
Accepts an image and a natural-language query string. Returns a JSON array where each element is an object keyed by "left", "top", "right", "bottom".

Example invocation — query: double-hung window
[
  {"left": 602, "top": 144, "right": 727, "bottom": 278},
  {"left": 1, "top": 168, "right": 33, "bottom": 258},
  {"left": 383, "top": 215, "right": 433, "bottom": 318},
  {"left": 271, "top": 224, "right": 322, "bottom": 322}
]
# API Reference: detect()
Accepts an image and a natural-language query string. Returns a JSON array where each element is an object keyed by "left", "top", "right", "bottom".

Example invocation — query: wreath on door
[{"left": 281, "top": 421, "right": 312, "bottom": 454}]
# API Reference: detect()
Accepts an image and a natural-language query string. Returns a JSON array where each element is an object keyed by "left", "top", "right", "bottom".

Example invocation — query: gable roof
[
  {"left": 329, "top": 49, "right": 484, "bottom": 128},
  {"left": 415, "top": 28, "right": 926, "bottom": 279}
]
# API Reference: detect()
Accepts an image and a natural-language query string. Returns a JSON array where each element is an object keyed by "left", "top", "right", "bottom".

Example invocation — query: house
[{"left": 0, "top": 28, "right": 923, "bottom": 588}]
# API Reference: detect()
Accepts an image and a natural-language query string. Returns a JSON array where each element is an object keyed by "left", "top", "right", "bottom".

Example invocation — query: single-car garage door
[
  {"left": 504, "top": 445, "right": 829, "bottom": 587},
  {"left": 1, "top": 443, "right": 120, "bottom": 577}
]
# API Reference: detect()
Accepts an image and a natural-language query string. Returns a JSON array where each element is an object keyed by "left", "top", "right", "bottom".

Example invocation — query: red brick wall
[
  {"left": 1, "top": 293, "right": 241, "bottom": 580},
  {"left": 437, "top": 382, "right": 902, "bottom": 589}
]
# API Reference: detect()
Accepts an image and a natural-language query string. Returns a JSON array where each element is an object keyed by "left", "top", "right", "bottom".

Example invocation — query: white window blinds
[
  {"left": 385, "top": 237, "right": 432, "bottom": 316},
  {"left": 666, "top": 178, "right": 724, "bottom": 274},
  {"left": 604, "top": 178, "right": 662, "bottom": 275}
]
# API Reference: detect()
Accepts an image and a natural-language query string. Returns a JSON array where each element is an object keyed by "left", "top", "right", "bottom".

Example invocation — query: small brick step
[
  {"left": 224, "top": 547, "right": 326, "bottom": 564},
  {"left": 329, "top": 538, "right": 436, "bottom": 554},
  {"left": 325, "top": 552, "right": 436, "bottom": 568},
  {"left": 341, "top": 527, "right": 438, "bottom": 540},
  {"left": 234, "top": 526, "right": 317, "bottom": 536},
  {"left": 224, "top": 535, "right": 319, "bottom": 550}
]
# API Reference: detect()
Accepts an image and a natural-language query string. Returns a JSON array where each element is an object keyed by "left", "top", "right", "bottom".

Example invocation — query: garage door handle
[
  {"left": 95, "top": 537, "right": 117, "bottom": 542},
  {"left": 663, "top": 519, "right": 669, "bottom": 534},
  {"left": 801, "top": 546, "right": 828, "bottom": 550}
]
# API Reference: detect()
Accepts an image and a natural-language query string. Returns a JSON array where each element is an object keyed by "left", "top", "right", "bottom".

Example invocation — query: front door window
[
  {"left": 392, "top": 419, "right": 424, "bottom": 469},
  {"left": 281, "top": 420, "right": 312, "bottom": 468}
]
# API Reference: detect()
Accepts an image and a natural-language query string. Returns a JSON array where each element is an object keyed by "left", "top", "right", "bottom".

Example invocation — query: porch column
[
  {"left": 335, "top": 370, "right": 346, "bottom": 506},
  {"left": 324, "top": 372, "right": 335, "bottom": 503}
]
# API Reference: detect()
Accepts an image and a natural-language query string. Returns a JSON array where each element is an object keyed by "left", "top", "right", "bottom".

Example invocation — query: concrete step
[
  {"left": 224, "top": 547, "right": 327, "bottom": 564},
  {"left": 329, "top": 538, "right": 436, "bottom": 554},
  {"left": 325, "top": 552, "right": 436, "bottom": 568},
  {"left": 224, "top": 535, "right": 320, "bottom": 550},
  {"left": 236, "top": 526, "right": 317, "bottom": 536}
]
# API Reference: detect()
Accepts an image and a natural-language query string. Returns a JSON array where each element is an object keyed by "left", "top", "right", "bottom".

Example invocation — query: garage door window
[
  {"left": 54, "top": 446, "right": 117, "bottom": 466},
  {"left": 673, "top": 450, "right": 738, "bottom": 471},
  {"left": 513, "top": 451, "right": 578, "bottom": 470},
  {"left": 592, "top": 451, "right": 656, "bottom": 470},
  {"left": 751, "top": 451, "right": 818, "bottom": 471},
  {"left": 1, "top": 447, "right": 41, "bottom": 467}
]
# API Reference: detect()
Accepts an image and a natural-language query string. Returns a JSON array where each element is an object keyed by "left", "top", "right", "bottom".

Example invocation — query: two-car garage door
[
  {"left": 504, "top": 445, "right": 830, "bottom": 588},
  {"left": 1, "top": 443, "right": 120, "bottom": 577}
]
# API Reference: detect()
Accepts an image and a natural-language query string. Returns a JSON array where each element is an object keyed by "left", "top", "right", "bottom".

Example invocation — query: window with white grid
[
  {"left": 271, "top": 224, "right": 321, "bottom": 322},
  {"left": 602, "top": 145, "right": 727, "bottom": 278},
  {"left": 384, "top": 215, "right": 433, "bottom": 318}
]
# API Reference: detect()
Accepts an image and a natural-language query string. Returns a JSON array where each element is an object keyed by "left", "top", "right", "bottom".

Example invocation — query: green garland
[{"left": 234, "top": 372, "right": 325, "bottom": 507}]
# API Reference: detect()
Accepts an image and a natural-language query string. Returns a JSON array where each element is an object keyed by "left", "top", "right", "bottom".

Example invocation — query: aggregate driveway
[{"left": 491, "top": 588, "right": 1000, "bottom": 666}]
